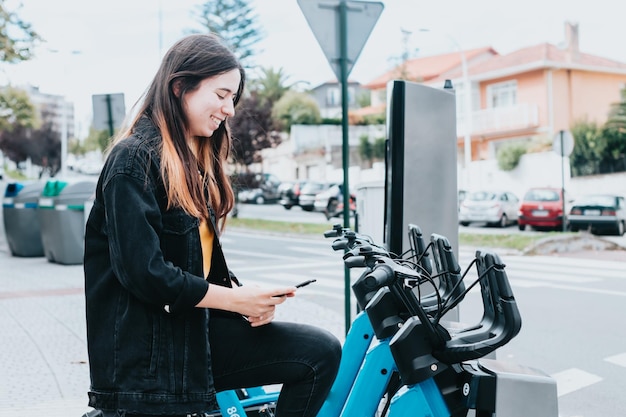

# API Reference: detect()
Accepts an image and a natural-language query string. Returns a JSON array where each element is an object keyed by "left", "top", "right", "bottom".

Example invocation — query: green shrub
[{"left": 497, "top": 142, "right": 528, "bottom": 171}]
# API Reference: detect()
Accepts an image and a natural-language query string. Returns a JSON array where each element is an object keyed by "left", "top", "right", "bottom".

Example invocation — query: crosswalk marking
[
  {"left": 227, "top": 260, "right": 340, "bottom": 273},
  {"left": 460, "top": 253, "right": 626, "bottom": 280},
  {"left": 605, "top": 352, "right": 626, "bottom": 367},
  {"left": 505, "top": 270, "right": 599, "bottom": 283},
  {"left": 290, "top": 245, "right": 337, "bottom": 257},
  {"left": 224, "top": 248, "right": 309, "bottom": 261},
  {"left": 551, "top": 368, "right": 602, "bottom": 397},
  {"left": 255, "top": 272, "right": 344, "bottom": 290},
  {"left": 508, "top": 279, "right": 626, "bottom": 296},
  {"left": 224, "top": 246, "right": 625, "bottom": 311}
]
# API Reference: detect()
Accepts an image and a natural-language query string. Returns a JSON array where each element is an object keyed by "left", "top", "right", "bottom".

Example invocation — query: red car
[{"left": 517, "top": 187, "right": 567, "bottom": 231}]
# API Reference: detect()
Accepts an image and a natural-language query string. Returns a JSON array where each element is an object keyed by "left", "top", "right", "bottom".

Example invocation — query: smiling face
[{"left": 181, "top": 68, "right": 242, "bottom": 138}]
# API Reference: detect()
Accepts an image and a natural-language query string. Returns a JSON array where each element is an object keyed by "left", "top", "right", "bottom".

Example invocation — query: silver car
[{"left": 459, "top": 190, "right": 520, "bottom": 227}]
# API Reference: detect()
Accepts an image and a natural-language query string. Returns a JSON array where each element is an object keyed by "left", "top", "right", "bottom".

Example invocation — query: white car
[
  {"left": 459, "top": 190, "right": 520, "bottom": 227},
  {"left": 313, "top": 183, "right": 356, "bottom": 219}
]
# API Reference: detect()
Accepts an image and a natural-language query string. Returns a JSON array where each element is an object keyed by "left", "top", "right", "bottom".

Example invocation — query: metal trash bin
[
  {"left": 2, "top": 181, "right": 46, "bottom": 257},
  {"left": 38, "top": 180, "right": 96, "bottom": 265}
]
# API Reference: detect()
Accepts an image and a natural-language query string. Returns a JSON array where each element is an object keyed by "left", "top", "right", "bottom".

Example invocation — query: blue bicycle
[{"left": 211, "top": 224, "right": 559, "bottom": 417}]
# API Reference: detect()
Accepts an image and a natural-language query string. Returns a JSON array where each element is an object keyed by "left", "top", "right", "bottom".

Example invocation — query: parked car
[
  {"left": 517, "top": 187, "right": 567, "bottom": 231},
  {"left": 278, "top": 179, "right": 309, "bottom": 210},
  {"left": 459, "top": 190, "right": 520, "bottom": 227},
  {"left": 568, "top": 194, "right": 626, "bottom": 236},
  {"left": 297, "top": 181, "right": 332, "bottom": 212},
  {"left": 313, "top": 183, "right": 356, "bottom": 220},
  {"left": 233, "top": 172, "right": 282, "bottom": 204}
]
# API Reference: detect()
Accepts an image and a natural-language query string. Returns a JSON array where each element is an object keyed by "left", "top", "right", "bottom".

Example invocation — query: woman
[{"left": 84, "top": 33, "right": 341, "bottom": 417}]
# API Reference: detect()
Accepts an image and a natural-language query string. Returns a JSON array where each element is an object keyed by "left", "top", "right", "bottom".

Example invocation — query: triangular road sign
[{"left": 297, "top": 0, "right": 384, "bottom": 80}]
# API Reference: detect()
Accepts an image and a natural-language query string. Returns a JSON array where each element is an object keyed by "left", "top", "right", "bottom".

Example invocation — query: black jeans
[
  {"left": 95, "top": 316, "right": 341, "bottom": 417},
  {"left": 209, "top": 315, "right": 342, "bottom": 417}
]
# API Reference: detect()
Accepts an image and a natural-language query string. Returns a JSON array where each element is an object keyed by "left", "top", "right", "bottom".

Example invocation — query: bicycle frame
[{"left": 214, "top": 309, "right": 396, "bottom": 417}]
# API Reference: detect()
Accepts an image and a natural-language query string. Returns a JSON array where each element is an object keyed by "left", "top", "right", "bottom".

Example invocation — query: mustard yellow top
[{"left": 199, "top": 219, "right": 214, "bottom": 278}]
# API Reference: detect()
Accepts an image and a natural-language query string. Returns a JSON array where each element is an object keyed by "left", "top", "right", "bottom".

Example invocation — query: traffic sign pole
[
  {"left": 553, "top": 130, "right": 574, "bottom": 232},
  {"left": 339, "top": 0, "right": 351, "bottom": 335},
  {"left": 297, "top": 0, "right": 384, "bottom": 334}
]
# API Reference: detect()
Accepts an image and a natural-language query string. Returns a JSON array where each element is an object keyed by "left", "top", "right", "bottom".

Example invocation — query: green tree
[
  {"left": 191, "top": 0, "right": 263, "bottom": 66},
  {"left": 372, "top": 137, "right": 386, "bottom": 159},
  {"left": 71, "top": 127, "right": 112, "bottom": 155},
  {"left": 356, "top": 91, "right": 371, "bottom": 108},
  {"left": 357, "top": 135, "right": 386, "bottom": 167},
  {"left": 230, "top": 90, "right": 281, "bottom": 167},
  {"left": 28, "top": 114, "right": 61, "bottom": 177},
  {"left": 272, "top": 91, "right": 321, "bottom": 132},
  {"left": 0, "top": 87, "right": 38, "bottom": 168},
  {"left": 570, "top": 119, "right": 605, "bottom": 176},
  {"left": 0, "top": 2, "right": 41, "bottom": 63},
  {"left": 359, "top": 134, "right": 373, "bottom": 163},
  {"left": 251, "top": 67, "right": 292, "bottom": 104},
  {"left": 0, "top": 86, "right": 37, "bottom": 131},
  {"left": 496, "top": 142, "right": 527, "bottom": 171},
  {"left": 0, "top": 107, "right": 61, "bottom": 177},
  {"left": 600, "top": 87, "right": 626, "bottom": 172}
]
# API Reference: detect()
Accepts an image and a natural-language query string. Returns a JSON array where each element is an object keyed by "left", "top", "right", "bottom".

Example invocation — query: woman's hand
[
  {"left": 232, "top": 285, "right": 296, "bottom": 327},
  {"left": 197, "top": 284, "right": 297, "bottom": 327}
]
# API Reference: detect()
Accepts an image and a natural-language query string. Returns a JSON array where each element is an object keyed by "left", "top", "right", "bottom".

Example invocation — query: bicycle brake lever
[
  {"left": 403, "top": 277, "right": 421, "bottom": 289},
  {"left": 323, "top": 224, "right": 344, "bottom": 238},
  {"left": 332, "top": 239, "right": 348, "bottom": 251},
  {"left": 344, "top": 255, "right": 366, "bottom": 268}
]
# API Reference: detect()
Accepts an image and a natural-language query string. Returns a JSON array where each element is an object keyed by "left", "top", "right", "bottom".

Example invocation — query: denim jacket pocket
[{"left": 161, "top": 209, "right": 200, "bottom": 272}]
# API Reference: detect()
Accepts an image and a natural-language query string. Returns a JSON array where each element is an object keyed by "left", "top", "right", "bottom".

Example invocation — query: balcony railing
[{"left": 457, "top": 103, "right": 539, "bottom": 136}]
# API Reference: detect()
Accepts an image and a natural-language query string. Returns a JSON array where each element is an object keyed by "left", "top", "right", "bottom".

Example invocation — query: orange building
[{"left": 359, "top": 22, "right": 626, "bottom": 164}]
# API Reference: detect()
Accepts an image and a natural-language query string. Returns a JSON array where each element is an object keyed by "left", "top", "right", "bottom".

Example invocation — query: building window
[
  {"left": 347, "top": 86, "right": 356, "bottom": 106},
  {"left": 326, "top": 86, "right": 357, "bottom": 107},
  {"left": 487, "top": 80, "right": 517, "bottom": 108},
  {"left": 326, "top": 87, "right": 340, "bottom": 107}
]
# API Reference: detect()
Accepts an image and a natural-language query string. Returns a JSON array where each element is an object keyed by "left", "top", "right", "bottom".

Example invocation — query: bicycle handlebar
[{"left": 324, "top": 224, "right": 522, "bottom": 377}]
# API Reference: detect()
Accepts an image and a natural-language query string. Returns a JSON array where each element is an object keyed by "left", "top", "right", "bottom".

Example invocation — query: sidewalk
[{"left": 0, "top": 238, "right": 344, "bottom": 416}]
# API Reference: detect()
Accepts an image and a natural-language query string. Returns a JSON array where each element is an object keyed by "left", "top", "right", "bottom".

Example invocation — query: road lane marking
[
  {"left": 605, "top": 352, "right": 626, "bottom": 368},
  {"left": 510, "top": 279, "right": 626, "bottom": 296},
  {"left": 551, "top": 368, "right": 602, "bottom": 397},
  {"left": 229, "top": 260, "right": 341, "bottom": 273},
  {"left": 256, "top": 272, "right": 344, "bottom": 289}
]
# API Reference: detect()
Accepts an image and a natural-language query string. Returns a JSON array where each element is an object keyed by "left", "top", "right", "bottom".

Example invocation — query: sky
[{"left": 1, "top": 0, "right": 625, "bottom": 138}]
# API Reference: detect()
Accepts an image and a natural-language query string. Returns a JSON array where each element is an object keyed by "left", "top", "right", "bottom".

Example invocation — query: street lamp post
[{"left": 48, "top": 49, "right": 82, "bottom": 178}]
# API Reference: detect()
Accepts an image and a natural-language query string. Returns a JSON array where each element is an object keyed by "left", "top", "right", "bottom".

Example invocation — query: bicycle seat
[
  {"left": 433, "top": 249, "right": 522, "bottom": 364},
  {"left": 425, "top": 233, "right": 465, "bottom": 313},
  {"left": 408, "top": 224, "right": 432, "bottom": 275}
]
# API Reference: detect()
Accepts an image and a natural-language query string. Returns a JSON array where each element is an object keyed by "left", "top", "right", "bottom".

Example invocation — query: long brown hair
[{"left": 112, "top": 33, "right": 245, "bottom": 230}]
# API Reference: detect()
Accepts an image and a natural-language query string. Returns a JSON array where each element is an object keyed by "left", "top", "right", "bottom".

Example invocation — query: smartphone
[
  {"left": 274, "top": 279, "right": 317, "bottom": 297},
  {"left": 295, "top": 279, "right": 317, "bottom": 288}
]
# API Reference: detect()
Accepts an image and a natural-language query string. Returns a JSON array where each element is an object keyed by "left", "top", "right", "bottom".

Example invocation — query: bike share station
[
  {"left": 211, "top": 0, "right": 558, "bottom": 414},
  {"left": 210, "top": 86, "right": 559, "bottom": 417}
]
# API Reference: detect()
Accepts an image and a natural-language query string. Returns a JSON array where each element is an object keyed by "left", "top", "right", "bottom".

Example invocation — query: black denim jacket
[{"left": 84, "top": 117, "right": 233, "bottom": 414}]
